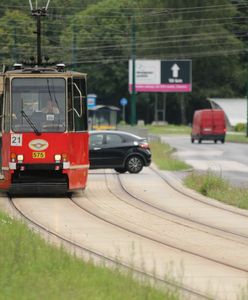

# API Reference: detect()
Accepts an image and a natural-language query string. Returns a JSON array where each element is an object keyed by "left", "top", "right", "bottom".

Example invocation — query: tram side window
[
  {"left": 0, "top": 94, "right": 3, "bottom": 132},
  {"left": 73, "top": 78, "right": 88, "bottom": 132},
  {"left": 4, "top": 78, "right": 10, "bottom": 132}
]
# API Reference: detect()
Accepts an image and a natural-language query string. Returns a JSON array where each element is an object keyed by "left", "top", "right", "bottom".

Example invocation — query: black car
[{"left": 89, "top": 130, "right": 151, "bottom": 173}]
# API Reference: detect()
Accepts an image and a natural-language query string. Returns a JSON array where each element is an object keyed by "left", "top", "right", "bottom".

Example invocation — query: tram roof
[{"left": 2, "top": 65, "right": 87, "bottom": 77}]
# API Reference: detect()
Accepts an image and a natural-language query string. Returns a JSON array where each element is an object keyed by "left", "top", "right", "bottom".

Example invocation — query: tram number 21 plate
[
  {"left": 11, "top": 134, "right": 22, "bottom": 146},
  {"left": 32, "top": 152, "right": 45, "bottom": 159}
]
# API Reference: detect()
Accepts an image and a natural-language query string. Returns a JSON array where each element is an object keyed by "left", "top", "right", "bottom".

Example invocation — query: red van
[{"left": 191, "top": 109, "right": 226, "bottom": 143}]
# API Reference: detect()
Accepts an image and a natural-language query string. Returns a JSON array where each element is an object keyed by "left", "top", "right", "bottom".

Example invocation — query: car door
[
  {"left": 89, "top": 133, "right": 105, "bottom": 168},
  {"left": 102, "top": 133, "right": 126, "bottom": 167}
]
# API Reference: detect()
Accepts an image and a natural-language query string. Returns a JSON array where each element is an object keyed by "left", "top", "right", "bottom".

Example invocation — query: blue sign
[
  {"left": 120, "top": 97, "right": 128, "bottom": 106},
  {"left": 87, "top": 94, "right": 97, "bottom": 109}
]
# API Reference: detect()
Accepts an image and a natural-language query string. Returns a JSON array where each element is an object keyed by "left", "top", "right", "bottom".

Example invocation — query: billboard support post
[
  {"left": 131, "top": 15, "right": 136, "bottom": 126},
  {"left": 246, "top": 77, "right": 248, "bottom": 136}
]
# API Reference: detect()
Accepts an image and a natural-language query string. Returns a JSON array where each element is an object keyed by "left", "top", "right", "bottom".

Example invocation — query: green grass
[
  {"left": 147, "top": 124, "right": 191, "bottom": 135},
  {"left": 226, "top": 133, "right": 248, "bottom": 143},
  {"left": 0, "top": 211, "right": 178, "bottom": 300},
  {"left": 184, "top": 171, "right": 248, "bottom": 210},
  {"left": 150, "top": 140, "right": 191, "bottom": 171}
]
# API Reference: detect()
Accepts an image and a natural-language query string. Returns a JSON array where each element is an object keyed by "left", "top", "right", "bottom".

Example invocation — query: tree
[{"left": 0, "top": 10, "right": 36, "bottom": 66}]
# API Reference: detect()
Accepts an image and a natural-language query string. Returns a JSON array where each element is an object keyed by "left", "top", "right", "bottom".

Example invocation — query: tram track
[
  {"left": 115, "top": 165, "right": 248, "bottom": 242},
  {"left": 6, "top": 167, "right": 248, "bottom": 300},
  {"left": 71, "top": 189, "right": 248, "bottom": 274},
  {"left": 70, "top": 171, "right": 248, "bottom": 299},
  {"left": 112, "top": 166, "right": 248, "bottom": 243},
  {"left": 149, "top": 165, "right": 248, "bottom": 218},
  {"left": 71, "top": 171, "right": 248, "bottom": 271},
  {"left": 8, "top": 195, "right": 211, "bottom": 300}
]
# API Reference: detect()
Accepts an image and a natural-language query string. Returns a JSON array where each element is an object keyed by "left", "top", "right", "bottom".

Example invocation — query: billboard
[{"left": 129, "top": 59, "right": 192, "bottom": 93}]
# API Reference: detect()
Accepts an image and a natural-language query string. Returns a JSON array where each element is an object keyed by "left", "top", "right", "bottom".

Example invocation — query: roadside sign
[
  {"left": 161, "top": 60, "right": 192, "bottom": 92},
  {"left": 120, "top": 97, "right": 128, "bottom": 106},
  {"left": 87, "top": 94, "right": 97, "bottom": 109},
  {"left": 129, "top": 59, "right": 192, "bottom": 93}
]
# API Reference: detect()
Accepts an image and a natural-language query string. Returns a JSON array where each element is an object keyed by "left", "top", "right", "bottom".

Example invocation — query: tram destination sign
[{"left": 129, "top": 59, "right": 192, "bottom": 93}]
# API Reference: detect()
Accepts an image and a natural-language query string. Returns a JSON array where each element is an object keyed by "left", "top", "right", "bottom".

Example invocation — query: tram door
[{"left": 0, "top": 75, "right": 4, "bottom": 174}]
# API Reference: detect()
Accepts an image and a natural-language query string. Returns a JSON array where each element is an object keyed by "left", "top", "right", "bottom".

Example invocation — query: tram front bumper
[{"left": 9, "top": 164, "right": 68, "bottom": 196}]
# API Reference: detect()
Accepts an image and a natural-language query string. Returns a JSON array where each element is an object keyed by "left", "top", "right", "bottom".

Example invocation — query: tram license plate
[{"left": 32, "top": 152, "right": 45, "bottom": 159}]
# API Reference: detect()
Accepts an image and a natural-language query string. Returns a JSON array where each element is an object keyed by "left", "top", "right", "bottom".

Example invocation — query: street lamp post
[{"left": 130, "top": 15, "right": 136, "bottom": 126}]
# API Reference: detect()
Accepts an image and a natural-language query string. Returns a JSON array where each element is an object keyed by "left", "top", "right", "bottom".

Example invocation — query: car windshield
[{"left": 11, "top": 77, "right": 66, "bottom": 133}]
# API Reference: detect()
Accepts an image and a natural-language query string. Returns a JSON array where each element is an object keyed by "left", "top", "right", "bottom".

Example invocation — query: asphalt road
[{"left": 160, "top": 135, "right": 248, "bottom": 187}]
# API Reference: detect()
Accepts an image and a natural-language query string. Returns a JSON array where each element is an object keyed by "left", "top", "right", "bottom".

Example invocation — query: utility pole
[
  {"left": 72, "top": 25, "right": 77, "bottom": 70},
  {"left": 29, "top": 0, "right": 50, "bottom": 65},
  {"left": 12, "top": 25, "right": 17, "bottom": 62},
  {"left": 130, "top": 14, "right": 136, "bottom": 126}
]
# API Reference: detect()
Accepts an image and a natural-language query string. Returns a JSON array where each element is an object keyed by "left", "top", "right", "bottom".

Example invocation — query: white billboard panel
[
  {"left": 129, "top": 60, "right": 160, "bottom": 85},
  {"left": 129, "top": 59, "right": 192, "bottom": 93}
]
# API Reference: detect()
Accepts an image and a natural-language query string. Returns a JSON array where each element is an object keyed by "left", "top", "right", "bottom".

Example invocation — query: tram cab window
[
  {"left": 72, "top": 78, "right": 88, "bottom": 132},
  {"left": 11, "top": 78, "right": 66, "bottom": 133}
]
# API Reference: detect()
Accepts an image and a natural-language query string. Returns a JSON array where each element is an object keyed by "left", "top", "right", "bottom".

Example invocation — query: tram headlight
[
  {"left": 17, "top": 154, "right": 24, "bottom": 162},
  {"left": 10, "top": 153, "right": 16, "bottom": 162},
  {"left": 62, "top": 153, "right": 68, "bottom": 162},
  {"left": 54, "top": 154, "right": 61, "bottom": 162}
]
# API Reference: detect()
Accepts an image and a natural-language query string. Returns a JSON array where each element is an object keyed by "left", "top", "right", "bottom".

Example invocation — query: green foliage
[
  {"left": 0, "top": 0, "right": 246, "bottom": 124},
  {"left": 0, "top": 10, "right": 36, "bottom": 65},
  {"left": 150, "top": 140, "right": 191, "bottom": 171},
  {"left": 234, "top": 123, "right": 246, "bottom": 132},
  {"left": 226, "top": 133, "right": 248, "bottom": 143},
  {"left": 147, "top": 124, "right": 191, "bottom": 135},
  {"left": 184, "top": 171, "right": 248, "bottom": 209}
]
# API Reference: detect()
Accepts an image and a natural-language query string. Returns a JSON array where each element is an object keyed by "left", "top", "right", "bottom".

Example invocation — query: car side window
[
  {"left": 106, "top": 134, "right": 123, "bottom": 145},
  {"left": 90, "top": 134, "right": 104, "bottom": 146}
]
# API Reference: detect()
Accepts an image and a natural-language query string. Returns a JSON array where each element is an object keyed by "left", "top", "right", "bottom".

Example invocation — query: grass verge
[
  {"left": 184, "top": 171, "right": 248, "bottom": 210},
  {"left": 0, "top": 211, "right": 178, "bottom": 300},
  {"left": 226, "top": 133, "right": 248, "bottom": 143},
  {"left": 147, "top": 124, "right": 191, "bottom": 135},
  {"left": 150, "top": 140, "right": 191, "bottom": 171}
]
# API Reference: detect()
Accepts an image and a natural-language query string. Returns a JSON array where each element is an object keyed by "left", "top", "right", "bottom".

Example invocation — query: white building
[{"left": 208, "top": 98, "right": 247, "bottom": 127}]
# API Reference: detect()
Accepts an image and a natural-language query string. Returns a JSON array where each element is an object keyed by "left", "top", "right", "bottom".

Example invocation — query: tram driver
[{"left": 41, "top": 99, "right": 60, "bottom": 114}]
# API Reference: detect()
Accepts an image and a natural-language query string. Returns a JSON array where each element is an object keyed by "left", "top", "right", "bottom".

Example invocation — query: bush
[{"left": 234, "top": 123, "right": 246, "bottom": 132}]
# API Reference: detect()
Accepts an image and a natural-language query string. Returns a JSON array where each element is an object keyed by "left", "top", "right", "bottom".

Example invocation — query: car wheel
[
  {"left": 221, "top": 138, "right": 225, "bottom": 144},
  {"left": 126, "top": 156, "right": 144, "bottom": 174},
  {"left": 114, "top": 168, "right": 127, "bottom": 173},
  {"left": 191, "top": 137, "right": 194, "bottom": 143},
  {"left": 198, "top": 138, "right": 202, "bottom": 144}
]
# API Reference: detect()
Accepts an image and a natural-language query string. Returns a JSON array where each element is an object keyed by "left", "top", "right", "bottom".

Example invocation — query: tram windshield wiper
[{"left": 21, "top": 110, "right": 41, "bottom": 136}]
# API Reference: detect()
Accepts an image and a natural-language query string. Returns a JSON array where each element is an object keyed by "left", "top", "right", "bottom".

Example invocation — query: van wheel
[
  {"left": 214, "top": 140, "right": 217, "bottom": 144},
  {"left": 221, "top": 138, "right": 225, "bottom": 144},
  {"left": 191, "top": 138, "right": 194, "bottom": 143},
  {"left": 198, "top": 139, "right": 202, "bottom": 144}
]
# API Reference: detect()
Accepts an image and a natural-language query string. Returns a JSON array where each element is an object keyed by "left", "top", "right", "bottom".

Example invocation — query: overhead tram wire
[
  {"left": 1, "top": 3, "right": 248, "bottom": 20},
  {"left": 1, "top": 16, "right": 246, "bottom": 39},
  {"left": 1, "top": 47, "right": 246, "bottom": 65},
  {"left": 1, "top": 2, "right": 248, "bottom": 14},
  {"left": 31, "top": 31, "right": 247, "bottom": 52},
  {"left": 2, "top": 26, "right": 246, "bottom": 43},
  {"left": 62, "top": 48, "right": 247, "bottom": 65},
  {"left": 2, "top": 9, "right": 246, "bottom": 28}
]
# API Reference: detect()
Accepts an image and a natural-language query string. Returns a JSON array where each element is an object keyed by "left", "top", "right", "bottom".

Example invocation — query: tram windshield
[{"left": 11, "top": 78, "right": 66, "bottom": 133}]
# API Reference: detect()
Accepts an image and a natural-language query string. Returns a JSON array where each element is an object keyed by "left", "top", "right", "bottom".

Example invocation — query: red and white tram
[{"left": 0, "top": 64, "right": 89, "bottom": 195}]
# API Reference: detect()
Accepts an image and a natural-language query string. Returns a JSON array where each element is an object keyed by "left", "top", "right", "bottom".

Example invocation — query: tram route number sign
[{"left": 11, "top": 134, "right": 22, "bottom": 146}]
